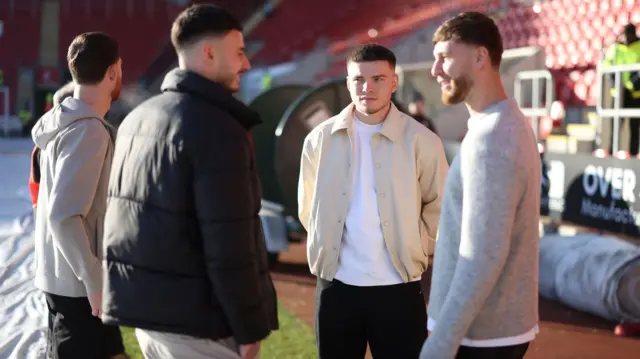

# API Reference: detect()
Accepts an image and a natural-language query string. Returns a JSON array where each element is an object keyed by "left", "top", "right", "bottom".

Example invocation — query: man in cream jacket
[{"left": 298, "top": 44, "right": 449, "bottom": 359}]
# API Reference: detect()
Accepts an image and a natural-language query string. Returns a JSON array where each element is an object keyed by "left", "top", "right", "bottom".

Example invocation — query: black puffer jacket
[{"left": 101, "top": 68, "right": 278, "bottom": 344}]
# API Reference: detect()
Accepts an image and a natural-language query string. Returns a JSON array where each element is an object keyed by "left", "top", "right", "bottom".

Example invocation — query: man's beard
[
  {"left": 441, "top": 75, "right": 472, "bottom": 105},
  {"left": 218, "top": 71, "right": 241, "bottom": 93}
]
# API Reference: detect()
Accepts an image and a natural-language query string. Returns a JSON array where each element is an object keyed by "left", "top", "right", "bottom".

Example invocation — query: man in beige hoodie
[{"left": 31, "top": 32, "right": 127, "bottom": 359}]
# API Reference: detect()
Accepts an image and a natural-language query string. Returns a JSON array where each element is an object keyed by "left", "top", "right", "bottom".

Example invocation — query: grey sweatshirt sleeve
[
  {"left": 47, "top": 119, "right": 108, "bottom": 296},
  {"left": 420, "top": 134, "right": 523, "bottom": 359}
]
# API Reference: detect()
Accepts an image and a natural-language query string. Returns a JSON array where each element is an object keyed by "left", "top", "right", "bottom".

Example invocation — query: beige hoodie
[{"left": 31, "top": 97, "right": 115, "bottom": 297}]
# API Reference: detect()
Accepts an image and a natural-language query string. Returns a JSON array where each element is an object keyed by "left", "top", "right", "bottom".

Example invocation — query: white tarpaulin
[
  {"left": 539, "top": 233, "right": 640, "bottom": 323},
  {"left": 0, "top": 144, "right": 47, "bottom": 359}
]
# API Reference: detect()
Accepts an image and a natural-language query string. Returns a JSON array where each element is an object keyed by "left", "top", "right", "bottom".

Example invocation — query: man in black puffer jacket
[{"left": 101, "top": 4, "right": 278, "bottom": 359}]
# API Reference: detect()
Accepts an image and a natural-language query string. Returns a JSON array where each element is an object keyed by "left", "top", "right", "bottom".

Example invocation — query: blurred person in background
[
  {"left": 603, "top": 23, "right": 640, "bottom": 156},
  {"left": 30, "top": 32, "right": 126, "bottom": 359},
  {"left": 298, "top": 44, "right": 448, "bottom": 359},
  {"left": 407, "top": 98, "right": 439, "bottom": 136},
  {"left": 100, "top": 4, "right": 278, "bottom": 359}
]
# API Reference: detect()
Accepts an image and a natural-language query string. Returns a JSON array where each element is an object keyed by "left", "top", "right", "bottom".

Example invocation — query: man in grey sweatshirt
[
  {"left": 31, "top": 32, "right": 127, "bottom": 359},
  {"left": 420, "top": 12, "right": 541, "bottom": 359}
]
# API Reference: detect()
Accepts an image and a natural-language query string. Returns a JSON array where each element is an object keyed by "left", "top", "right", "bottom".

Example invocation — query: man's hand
[
  {"left": 239, "top": 342, "right": 260, "bottom": 359},
  {"left": 88, "top": 291, "right": 102, "bottom": 317}
]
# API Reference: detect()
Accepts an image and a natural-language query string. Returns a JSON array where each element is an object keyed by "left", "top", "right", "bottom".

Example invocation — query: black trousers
[
  {"left": 456, "top": 342, "right": 530, "bottom": 359},
  {"left": 45, "top": 292, "right": 125, "bottom": 359},
  {"left": 315, "top": 278, "right": 427, "bottom": 359}
]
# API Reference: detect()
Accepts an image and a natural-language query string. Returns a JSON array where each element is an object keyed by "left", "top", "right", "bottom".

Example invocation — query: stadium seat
[
  {"left": 584, "top": 69, "right": 597, "bottom": 85},
  {"left": 631, "top": 7, "right": 640, "bottom": 24},
  {"left": 574, "top": 82, "right": 589, "bottom": 103}
]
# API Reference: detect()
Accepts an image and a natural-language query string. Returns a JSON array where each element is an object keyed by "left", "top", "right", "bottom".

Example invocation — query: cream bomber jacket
[{"left": 298, "top": 103, "right": 449, "bottom": 282}]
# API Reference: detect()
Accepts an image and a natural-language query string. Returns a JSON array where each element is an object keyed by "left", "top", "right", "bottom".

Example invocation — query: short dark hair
[
  {"left": 171, "top": 4, "right": 243, "bottom": 50},
  {"left": 624, "top": 24, "right": 636, "bottom": 37},
  {"left": 347, "top": 44, "right": 397, "bottom": 69},
  {"left": 433, "top": 12, "right": 503, "bottom": 68},
  {"left": 67, "top": 32, "right": 120, "bottom": 85},
  {"left": 53, "top": 81, "right": 75, "bottom": 106}
]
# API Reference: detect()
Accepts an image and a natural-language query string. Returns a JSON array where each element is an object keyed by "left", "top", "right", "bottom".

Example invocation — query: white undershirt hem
[{"left": 427, "top": 317, "right": 539, "bottom": 348}]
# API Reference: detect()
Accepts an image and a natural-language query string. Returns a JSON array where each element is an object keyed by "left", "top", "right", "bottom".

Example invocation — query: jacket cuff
[{"left": 232, "top": 307, "right": 272, "bottom": 345}]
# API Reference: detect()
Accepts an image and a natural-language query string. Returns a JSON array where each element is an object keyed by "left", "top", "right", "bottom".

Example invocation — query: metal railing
[
  {"left": 514, "top": 69, "right": 555, "bottom": 140},
  {"left": 596, "top": 62, "right": 640, "bottom": 153}
]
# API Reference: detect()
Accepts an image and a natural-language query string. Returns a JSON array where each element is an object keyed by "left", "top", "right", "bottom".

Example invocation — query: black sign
[{"left": 542, "top": 153, "right": 640, "bottom": 237}]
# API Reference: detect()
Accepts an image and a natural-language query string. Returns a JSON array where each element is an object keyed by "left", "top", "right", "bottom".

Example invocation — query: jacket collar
[
  {"left": 331, "top": 103, "right": 403, "bottom": 142},
  {"left": 160, "top": 68, "right": 262, "bottom": 129}
]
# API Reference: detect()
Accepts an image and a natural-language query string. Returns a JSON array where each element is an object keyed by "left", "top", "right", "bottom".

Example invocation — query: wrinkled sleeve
[
  {"left": 297, "top": 135, "right": 316, "bottom": 231},
  {"left": 48, "top": 119, "right": 108, "bottom": 296}
]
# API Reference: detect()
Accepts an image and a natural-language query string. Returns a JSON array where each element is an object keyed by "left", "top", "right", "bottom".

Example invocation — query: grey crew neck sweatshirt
[{"left": 421, "top": 99, "right": 541, "bottom": 359}]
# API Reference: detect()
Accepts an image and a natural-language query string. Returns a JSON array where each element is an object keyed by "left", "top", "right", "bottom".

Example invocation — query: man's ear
[
  {"left": 107, "top": 64, "right": 117, "bottom": 81},
  {"left": 201, "top": 41, "right": 215, "bottom": 63},
  {"left": 476, "top": 47, "right": 489, "bottom": 69},
  {"left": 391, "top": 73, "right": 399, "bottom": 93}
]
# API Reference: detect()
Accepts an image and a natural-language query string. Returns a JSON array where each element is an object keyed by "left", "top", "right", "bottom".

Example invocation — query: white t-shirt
[{"left": 334, "top": 116, "right": 404, "bottom": 286}]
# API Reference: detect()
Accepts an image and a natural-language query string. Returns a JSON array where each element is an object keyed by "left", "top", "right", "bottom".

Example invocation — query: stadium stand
[
  {"left": 0, "top": 0, "right": 639, "bottom": 138},
  {"left": 248, "top": 0, "right": 502, "bottom": 67},
  {"left": 497, "top": 0, "right": 640, "bottom": 106},
  {"left": 243, "top": 0, "right": 638, "bottom": 109},
  {"left": 58, "top": 0, "right": 183, "bottom": 84},
  {"left": 0, "top": 0, "right": 41, "bottom": 114}
]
